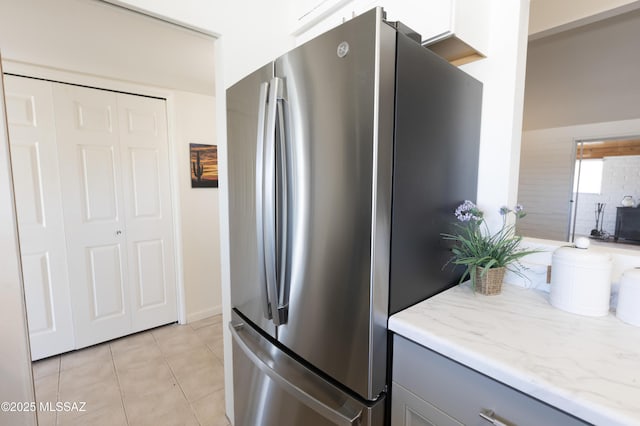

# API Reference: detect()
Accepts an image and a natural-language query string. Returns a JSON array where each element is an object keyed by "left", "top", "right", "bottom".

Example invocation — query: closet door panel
[
  {"left": 130, "top": 148, "right": 161, "bottom": 217},
  {"left": 117, "top": 93, "right": 177, "bottom": 331},
  {"left": 134, "top": 239, "right": 168, "bottom": 308},
  {"left": 53, "top": 83, "right": 131, "bottom": 349},
  {"left": 87, "top": 244, "right": 126, "bottom": 319},
  {"left": 10, "top": 143, "right": 44, "bottom": 225},
  {"left": 79, "top": 144, "right": 119, "bottom": 221},
  {"left": 5, "top": 76, "right": 74, "bottom": 360},
  {"left": 20, "top": 253, "right": 54, "bottom": 333}
]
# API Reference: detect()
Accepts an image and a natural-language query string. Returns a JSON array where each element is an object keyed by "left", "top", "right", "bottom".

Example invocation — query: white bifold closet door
[
  {"left": 5, "top": 76, "right": 75, "bottom": 360},
  {"left": 116, "top": 92, "right": 178, "bottom": 334},
  {"left": 6, "top": 74, "right": 178, "bottom": 358},
  {"left": 53, "top": 83, "right": 177, "bottom": 349}
]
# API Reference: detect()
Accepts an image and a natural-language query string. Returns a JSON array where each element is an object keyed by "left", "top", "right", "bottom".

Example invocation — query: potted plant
[{"left": 441, "top": 200, "right": 538, "bottom": 295}]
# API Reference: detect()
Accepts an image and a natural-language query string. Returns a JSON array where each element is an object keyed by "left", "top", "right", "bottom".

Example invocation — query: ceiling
[
  {"left": 0, "top": 0, "right": 216, "bottom": 95},
  {"left": 577, "top": 139, "right": 640, "bottom": 159}
]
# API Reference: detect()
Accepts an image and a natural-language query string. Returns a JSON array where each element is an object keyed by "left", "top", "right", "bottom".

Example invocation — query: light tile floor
[{"left": 32, "top": 315, "right": 229, "bottom": 426}]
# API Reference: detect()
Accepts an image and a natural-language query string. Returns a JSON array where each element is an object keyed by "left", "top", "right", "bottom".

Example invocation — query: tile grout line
[
  {"left": 152, "top": 327, "right": 204, "bottom": 426},
  {"left": 109, "top": 342, "right": 130, "bottom": 426},
  {"left": 56, "top": 356, "right": 60, "bottom": 425},
  {"left": 190, "top": 321, "right": 227, "bottom": 425},
  {"left": 183, "top": 322, "right": 203, "bottom": 426}
]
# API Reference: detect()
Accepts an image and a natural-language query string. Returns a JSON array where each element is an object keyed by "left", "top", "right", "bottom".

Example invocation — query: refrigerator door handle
[
  {"left": 264, "top": 77, "right": 287, "bottom": 325},
  {"left": 256, "top": 81, "right": 273, "bottom": 320},
  {"left": 230, "top": 321, "right": 363, "bottom": 426},
  {"left": 275, "top": 91, "right": 289, "bottom": 325}
]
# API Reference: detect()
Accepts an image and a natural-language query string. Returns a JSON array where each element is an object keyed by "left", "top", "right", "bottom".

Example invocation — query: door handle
[
  {"left": 229, "top": 321, "right": 363, "bottom": 426},
  {"left": 255, "top": 81, "right": 273, "bottom": 321},
  {"left": 275, "top": 88, "right": 289, "bottom": 325},
  {"left": 479, "top": 409, "right": 511, "bottom": 426},
  {"left": 264, "top": 77, "right": 287, "bottom": 325}
]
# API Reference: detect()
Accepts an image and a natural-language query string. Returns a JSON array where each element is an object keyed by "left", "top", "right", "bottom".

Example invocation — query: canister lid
[{"left": 552, "top": 246, "right": 611, "bottom": 265}]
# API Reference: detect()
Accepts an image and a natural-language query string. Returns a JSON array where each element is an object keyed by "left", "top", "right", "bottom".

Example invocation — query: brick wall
[{"left": 572, "top": 156, "right": 640, "bottom": 237}]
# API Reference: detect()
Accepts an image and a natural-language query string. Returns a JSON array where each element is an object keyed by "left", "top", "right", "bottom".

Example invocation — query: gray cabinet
[
  {"left": 392, "top": 334, "right": 589, "bottom": 426},
  {"left": 392, "top": 381, "right": 462, "bottom": 426}
]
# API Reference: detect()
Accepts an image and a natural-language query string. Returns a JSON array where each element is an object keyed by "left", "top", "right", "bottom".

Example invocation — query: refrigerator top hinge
[{"left": 386, "top": 20, "right": 422, "bottom": 45}]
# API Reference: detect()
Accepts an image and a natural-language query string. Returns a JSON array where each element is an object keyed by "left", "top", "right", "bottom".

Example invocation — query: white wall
[
  {"left": 174, "top": 91, "right": 222, "bottom": 320},
  {"left": 518, "top": 118, "right": 640, "bottom": 240},
  {"left": 107, "top": 0, "right": 294, "bottom": 88},
  {"left": 459, "top": 0, "right": 530, "bottom": 231},
  {"left": 573, "top": 156, "right": 640, "bottom": 237}
]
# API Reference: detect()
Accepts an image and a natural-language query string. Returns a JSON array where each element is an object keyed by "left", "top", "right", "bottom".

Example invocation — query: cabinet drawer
[{"left": 392, "top": 335, "right": 589, "bottom": 426}]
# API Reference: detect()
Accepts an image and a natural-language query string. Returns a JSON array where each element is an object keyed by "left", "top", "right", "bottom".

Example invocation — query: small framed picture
[{"left": 190, "top": 143, "right": 218, "bottom": 188}]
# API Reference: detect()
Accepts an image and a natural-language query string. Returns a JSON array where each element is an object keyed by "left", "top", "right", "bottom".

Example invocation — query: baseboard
[{"left": 186, "top": 305, "right": 222, "bottom": 323}]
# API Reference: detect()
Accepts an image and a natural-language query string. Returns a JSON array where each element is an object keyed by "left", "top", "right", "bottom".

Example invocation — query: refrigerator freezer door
[
  {"left": 273, "top": 8, "right": 396, "bottom": 400},
  {"left": 227, "top": 63, "right": 277, "bottom": 337},
  {"left": 230, "top": 310, "right": 384, "bottom": 426}
]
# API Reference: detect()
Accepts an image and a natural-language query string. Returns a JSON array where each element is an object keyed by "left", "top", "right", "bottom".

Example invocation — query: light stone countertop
[{"left": 388, "top": 283, "right": 640, "bottom": 426}]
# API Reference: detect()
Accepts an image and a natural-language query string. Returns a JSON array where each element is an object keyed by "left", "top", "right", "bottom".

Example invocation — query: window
[{"left": 573, "top": 159, "right": 603, "bottom": 194}]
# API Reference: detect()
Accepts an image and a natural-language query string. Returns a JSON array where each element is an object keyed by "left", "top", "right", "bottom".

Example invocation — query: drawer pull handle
[{"left": 479, "top": 409, "right": 510, "bottom": 426}]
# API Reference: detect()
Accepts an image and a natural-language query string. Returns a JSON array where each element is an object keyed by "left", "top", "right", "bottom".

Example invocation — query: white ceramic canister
[
  {"left": 550, "top": 246, "right": 612, "bottom": 316},
  {"left": 621, "top": 195, "right": 635, "bottom": 207},
  {"left": 616, "top": 269, "right": 640, "bottom": 326}
]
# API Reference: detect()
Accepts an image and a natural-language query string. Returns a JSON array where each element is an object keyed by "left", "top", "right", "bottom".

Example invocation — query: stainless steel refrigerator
[{"left": 226, "top": 7, "right": 482, "bottom": 426}]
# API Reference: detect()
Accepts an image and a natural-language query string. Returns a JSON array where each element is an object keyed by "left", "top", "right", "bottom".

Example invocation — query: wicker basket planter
[{"left": 474, "top": 267, "right": 506, "bottom": 295}]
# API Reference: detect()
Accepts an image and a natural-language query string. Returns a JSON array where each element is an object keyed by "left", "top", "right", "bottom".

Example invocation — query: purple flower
[
  {"left": 514, "top": 204, "right": 526, "bottom": 219},
  {"left": 455, "top": 200, "right": 483, "bottom": 222},
  {"left": 499, "top": 206, "right": 511, "bottom": 216}
]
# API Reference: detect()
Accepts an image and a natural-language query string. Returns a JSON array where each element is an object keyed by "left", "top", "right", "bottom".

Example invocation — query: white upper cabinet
[
  {"left": 420, "top": 0, "right": 490, "bottom": 61},
  {"left": 292, "top": 0, "right": 489, "bottom": 63},
  {"left": 355, "top": 0, "right": 449, "bottom": 41},
  {"left": 363, "top": 0, "right": 489, "bottom": 61},
  {"left": 293, "top": 1, "right": 360, "bottom": 45},
  {"left": 291, "top": 0, "right": 353, "bottom": 37}
]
